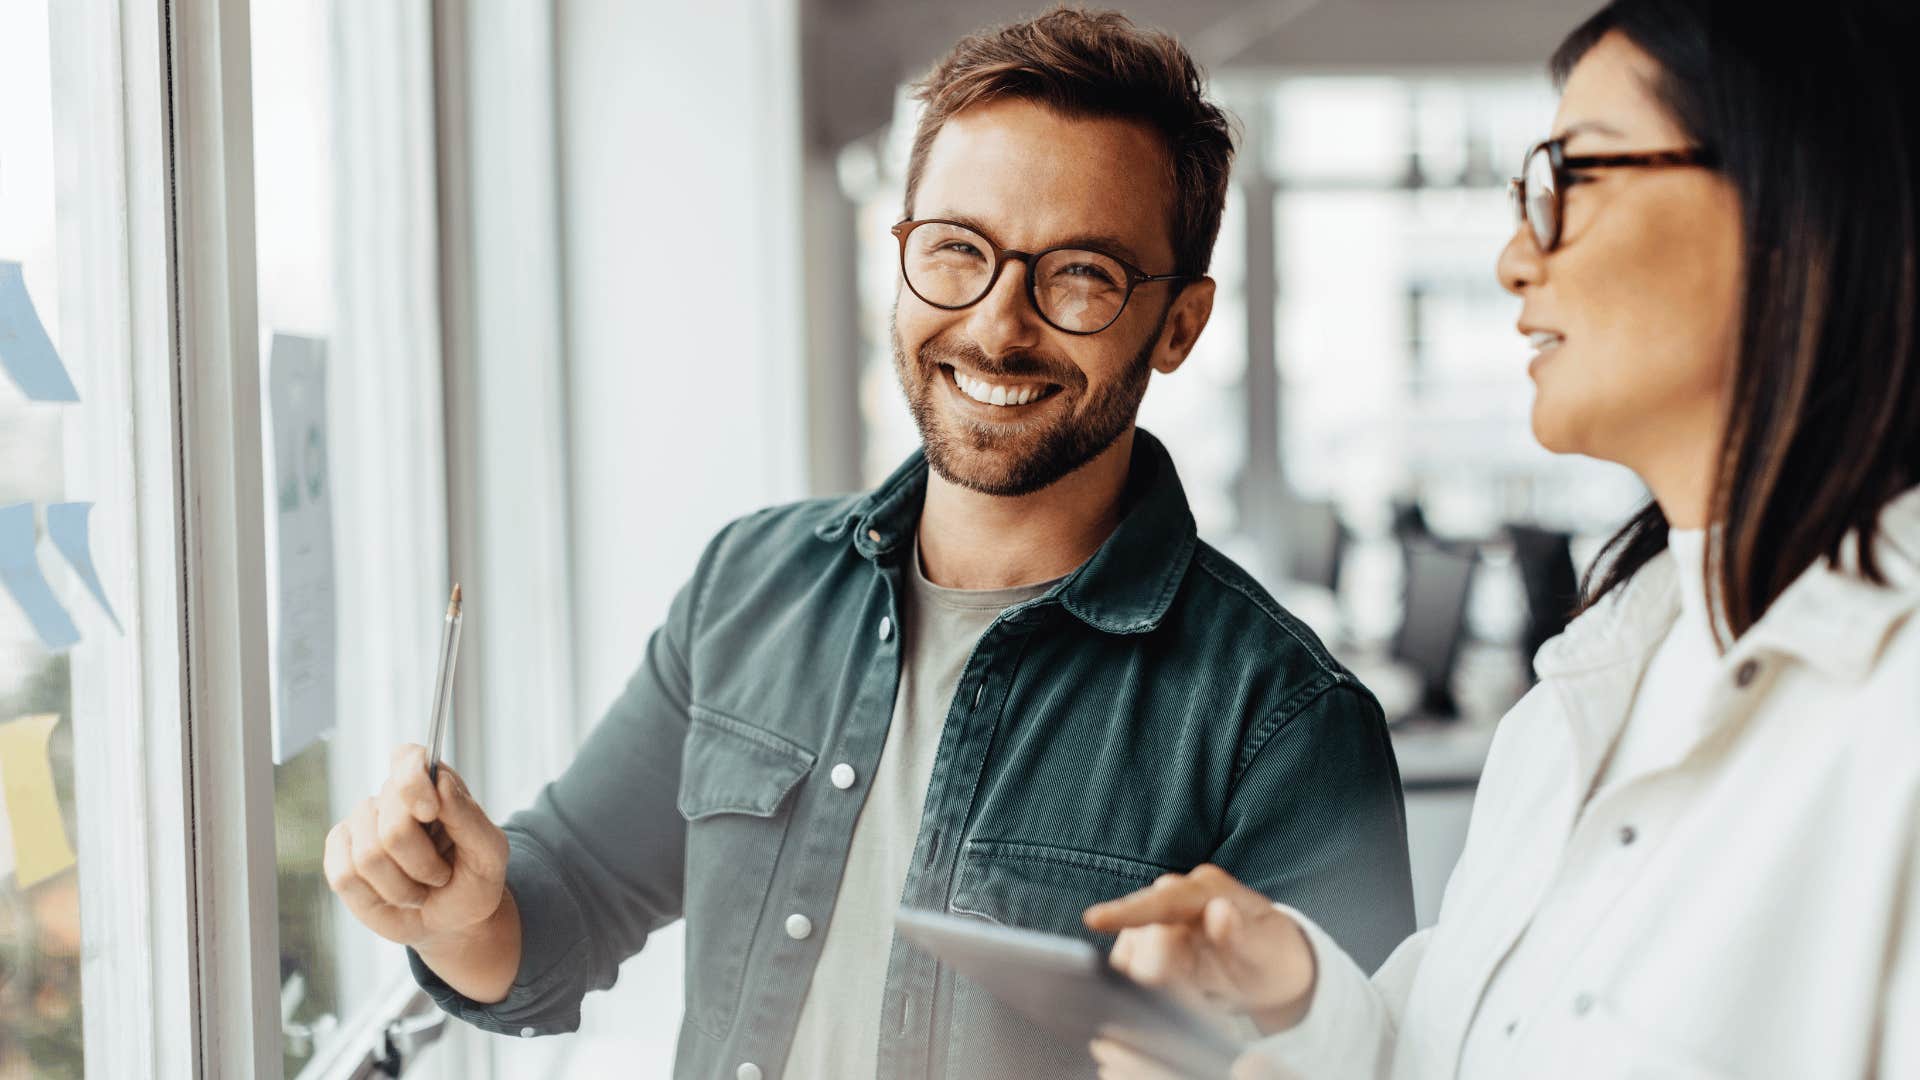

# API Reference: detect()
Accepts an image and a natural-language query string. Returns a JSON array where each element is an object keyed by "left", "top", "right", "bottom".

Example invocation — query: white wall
[
  {"left": 559, "top": 0, "right": 809, "bottom": 717},
  {"left": 552, "top": 0, "right": 807, "bottom": 1071}
]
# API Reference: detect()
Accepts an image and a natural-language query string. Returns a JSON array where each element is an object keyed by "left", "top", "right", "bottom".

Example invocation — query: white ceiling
[{"left": 802, "top": 0, "right": 1608, "bottom": 147}]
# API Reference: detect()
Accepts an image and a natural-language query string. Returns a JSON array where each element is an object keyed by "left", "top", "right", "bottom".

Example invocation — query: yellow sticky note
[{"left": 0, "top": 713, "right": 76, "bottom": 888}]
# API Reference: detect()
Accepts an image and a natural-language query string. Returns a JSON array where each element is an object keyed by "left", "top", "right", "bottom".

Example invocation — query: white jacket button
[{"left": 737, "top": 1064, "right": 763, "bottom": 1080}]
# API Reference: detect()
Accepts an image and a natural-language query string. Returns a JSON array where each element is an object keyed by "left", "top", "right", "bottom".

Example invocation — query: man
[{"left": 324, "top": 9, "right": 1414, "bottom": 1078}]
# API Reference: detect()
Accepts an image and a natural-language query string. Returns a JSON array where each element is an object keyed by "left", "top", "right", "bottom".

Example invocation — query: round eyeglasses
[
  {"left": 891, "top": 218, "right": 1191, "bottom": 336},
  {"left": 1508, "top": 137, "right": 1716, "bottom": 253}
]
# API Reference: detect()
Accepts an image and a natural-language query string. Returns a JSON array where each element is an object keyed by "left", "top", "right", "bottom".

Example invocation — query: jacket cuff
[
  {"left": 408, "top": 829, "right": 594, "bottom": 1038},
  {"left": 1237, "top": 904, "right": 1392, "bottom": 1080}
]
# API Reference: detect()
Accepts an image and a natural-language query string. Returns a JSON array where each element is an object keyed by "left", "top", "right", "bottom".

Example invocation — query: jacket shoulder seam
[
  {"left": 1231, "top": 670, "right": 1349, "bottom": 786},
  {"left": 1189, "top": 543, "right": 1342, "bottom": 676}
]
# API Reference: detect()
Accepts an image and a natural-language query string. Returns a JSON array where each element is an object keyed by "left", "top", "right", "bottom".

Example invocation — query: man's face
[{"left": 893, "top": 98, "right": 1193, "bottom": 497}]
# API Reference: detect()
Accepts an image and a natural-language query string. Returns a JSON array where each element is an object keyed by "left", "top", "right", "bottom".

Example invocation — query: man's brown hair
[{"left": 903, "top": 6, "right": 1236, "bottom": 277}]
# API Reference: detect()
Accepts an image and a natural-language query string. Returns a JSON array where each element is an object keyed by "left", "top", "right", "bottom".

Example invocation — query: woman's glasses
[{"left": 1509, "top": 137, "right": 1716, "bottom": 252}]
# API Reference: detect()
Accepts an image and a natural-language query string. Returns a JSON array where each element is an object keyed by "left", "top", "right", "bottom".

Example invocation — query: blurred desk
[
  {"left": 1389, "top": 719, "right": 1499, "bottom": 928},
  {"left": 1391, "top": 718, "right": 1498, "bottom": 792},
  {"left": 1268, "top": 552, "right": 1526, "bottom": 928}
]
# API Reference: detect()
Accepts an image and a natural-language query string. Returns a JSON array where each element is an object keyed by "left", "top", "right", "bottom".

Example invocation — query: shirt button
[
  {"left": 519, "top": 1027, "right": 535, "bottom": 1038},
  {"left": 830, "top": 762, "right": 856, "bottom": 789},
  {"left": 786, "top": 913, "right": 813, "bottom": 940},
  {"left": 878, "top": 616, "right": 893, "bottom": 641},
  {"left": 1735, "top": 658, "right": 1762, "bottom": 687},
  {"left": 1618, "top": 825, "right": 1638, "bottom": 846},
  {"left": 1504, "top": 1020, "right": 1517, "bottom": 1037},
  {"left": 737, "top": 1064, "right": 763, "bottom": 1080},
  {"left": 1573, "top": 993, "right": 1594, "bottom": 1017}
]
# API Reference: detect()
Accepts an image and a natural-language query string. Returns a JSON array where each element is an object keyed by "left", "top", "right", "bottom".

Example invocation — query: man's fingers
[
  {"left": 376, "top": 785, "right": 454, "bottom": 888},
  {"left": 323, "top": 822, "right": 367, "bottom": 903},
  {"left": 388, "top": 744, "right": 438, "bottom": 820},
  {"left": 325, "top": 822, "right": 420, "bottom": 942},
  {"left": 347, "top": 799, "right": 429, "bottom": 908},
  {"left": 428, "top": 765, "right": 507, "bottom": 879}
]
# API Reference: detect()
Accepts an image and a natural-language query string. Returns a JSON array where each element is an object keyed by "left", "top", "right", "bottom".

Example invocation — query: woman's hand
[{"left": 1083, "top": 864, "right": 1318, "bottom": 1036}]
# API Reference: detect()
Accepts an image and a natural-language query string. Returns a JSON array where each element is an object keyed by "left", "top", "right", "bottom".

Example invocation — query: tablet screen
[{"left": 894, "top": 907, "right": 1245, "bottom": 1077}]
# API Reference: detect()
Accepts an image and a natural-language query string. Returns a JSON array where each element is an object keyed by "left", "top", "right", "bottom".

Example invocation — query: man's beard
[{"left": 891, "top": 313, "right": 1160, "bottom": 497}]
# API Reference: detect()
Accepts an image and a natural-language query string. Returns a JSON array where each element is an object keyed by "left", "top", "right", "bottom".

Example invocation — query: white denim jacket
[{"left": 1251, "top": 486, "right": 1920, "bottom": 1080}]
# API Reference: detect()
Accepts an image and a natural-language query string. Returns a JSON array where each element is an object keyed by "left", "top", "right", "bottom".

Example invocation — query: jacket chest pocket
[
  {"left": 942, "top": 840, "right": 1178, "bottom": 1079},
  {"left": 676, "top": 706, "right": 814, "bottom": 1040}
]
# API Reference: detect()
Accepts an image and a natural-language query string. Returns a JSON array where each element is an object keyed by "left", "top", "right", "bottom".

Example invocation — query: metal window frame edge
[
  {"left": 47, "top": 0, "right": 198, "bottom": 1074},
  {"left": 164, "top": 0, "right": 283, "bottom": 1075}
]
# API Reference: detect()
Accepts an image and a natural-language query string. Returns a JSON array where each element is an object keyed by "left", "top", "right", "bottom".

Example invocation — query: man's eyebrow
[
  {"left": 919, "top": 211, "right": 1153, "bottom": 268},
  {"left": 1054, "top": 232, "right": 1152, "bottom": 268}
]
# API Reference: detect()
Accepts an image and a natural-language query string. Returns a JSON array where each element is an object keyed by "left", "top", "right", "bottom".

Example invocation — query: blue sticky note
[
  {"left": 46, "top": 502, "right": 122, "bottom": 635},
  {"left": 0, "top": 261, "right": 80, "bottom": 403},
  {"left": 0, "top": 503, "right": 80, "bottom": 653}
]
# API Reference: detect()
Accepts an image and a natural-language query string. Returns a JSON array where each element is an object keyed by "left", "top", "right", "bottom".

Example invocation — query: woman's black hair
[{"left": 1556, "top": 0, "right": 1920, "bottom": 638}]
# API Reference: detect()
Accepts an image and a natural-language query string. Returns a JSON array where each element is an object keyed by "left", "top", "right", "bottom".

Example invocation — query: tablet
[{"left": 894, "top": 907, "right": 1246, "bottom": 1077}]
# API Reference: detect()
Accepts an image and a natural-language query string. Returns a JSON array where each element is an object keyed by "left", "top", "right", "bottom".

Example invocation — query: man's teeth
[
  {"left": 953, "top": 368, "right": 1046, "bottom": 406},
  {"left": 1528, "top": 331, "right": 1565, "bottom": 351}
]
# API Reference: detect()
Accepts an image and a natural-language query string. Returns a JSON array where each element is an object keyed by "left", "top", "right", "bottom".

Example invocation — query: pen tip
[{"left": 449, "top": 582, "right": 462, "bottom": 615}]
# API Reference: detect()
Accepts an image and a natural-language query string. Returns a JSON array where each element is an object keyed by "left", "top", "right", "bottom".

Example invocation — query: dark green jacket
[{"left": 412, "top": 430, "right": 1414, "bottom": 1079}]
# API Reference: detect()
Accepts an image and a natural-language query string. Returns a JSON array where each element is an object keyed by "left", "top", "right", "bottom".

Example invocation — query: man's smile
[{"left": 939, "top": 362, "right": 1065, "bottom": 411}]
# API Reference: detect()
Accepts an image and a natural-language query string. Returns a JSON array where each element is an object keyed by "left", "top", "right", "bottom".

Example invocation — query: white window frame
[
  {"left": 165, "top": 0, "right": 283, "bottom": 1073},
  {"left": 45, "top": 0, "right": 199, "bottom": 1074},
  {"left": 42, "top": 0, "right": 472, "bottom": 1075},
  {"left": 47, "top": 0, "right": 786, "bottom": 1074},
  {"left": 40, "top": 0, "right": 280, "bottom": 1075},
  {"left": 432, "top": 2, "right": 579, "bottom": 1074}
]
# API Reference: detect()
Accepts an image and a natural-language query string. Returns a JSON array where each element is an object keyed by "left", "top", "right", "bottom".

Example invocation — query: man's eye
[{"left": 1057, "top": 263, "right": 1119, "bottom": 286}]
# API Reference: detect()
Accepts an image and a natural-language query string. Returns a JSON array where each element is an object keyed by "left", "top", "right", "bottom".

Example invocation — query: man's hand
[
  {"left": 324, "top": 744, "right": 510, "bottom": 949},
  {"left": 1083, "top": 864, "right": 1318, "bottom": 1036}
]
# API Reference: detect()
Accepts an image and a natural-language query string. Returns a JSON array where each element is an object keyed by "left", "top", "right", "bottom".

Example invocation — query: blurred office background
[{"left": 0, "top": 0, "right": 1634, "bottom": 1076}]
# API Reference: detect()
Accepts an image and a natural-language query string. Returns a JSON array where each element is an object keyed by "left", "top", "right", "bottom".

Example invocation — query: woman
[{"left": 1083, "top": 1, "right": 1920, "bottom": 1076}]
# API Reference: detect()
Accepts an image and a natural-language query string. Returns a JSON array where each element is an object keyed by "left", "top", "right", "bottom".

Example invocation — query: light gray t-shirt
[{"left": 782, "top": 541, "right": 1058, "bottom": 1078}]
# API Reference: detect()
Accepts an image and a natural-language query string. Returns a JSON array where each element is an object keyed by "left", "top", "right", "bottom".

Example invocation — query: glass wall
[
  {"left": 249, "top": 2, "right": 451, "bottom": 1075},
  {"left": 0, "top": 1, "right": 83, "bottom": 1074}
]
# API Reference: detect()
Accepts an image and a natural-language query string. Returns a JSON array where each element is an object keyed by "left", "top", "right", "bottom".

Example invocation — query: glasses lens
[
  {"left": 902, "top": 222, "right": 995, "bottom": 308},
  {"left": 1033, "top": 248, "right": 1130, "bottom": 332},
  {"left": 1523, "top": 146, "right": 1558, "bottom": 249}
]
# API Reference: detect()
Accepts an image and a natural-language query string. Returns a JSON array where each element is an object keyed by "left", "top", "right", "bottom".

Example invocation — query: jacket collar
[
  {"left": 1537, "top": 484, "right": 1920, "bottom": 682},
  {"left": 1739, "top": 483, "right": 1920, "bottom": 681},
  {"left": 812, "top": 429, "right": 1198, "bottom": 635}
]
